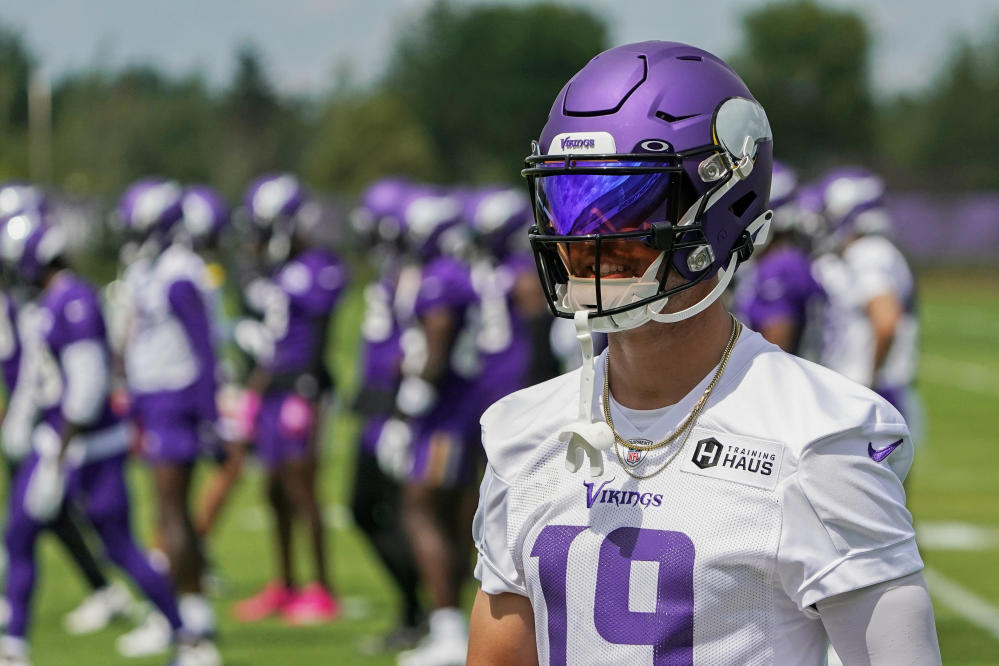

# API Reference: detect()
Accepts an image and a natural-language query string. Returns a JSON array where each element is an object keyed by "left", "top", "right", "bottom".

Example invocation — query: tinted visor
[{"left": 533, "top": 161, "right": 683, "bottom": 236}]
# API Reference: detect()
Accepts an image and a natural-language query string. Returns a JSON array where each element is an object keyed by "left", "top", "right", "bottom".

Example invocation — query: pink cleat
[
  {"left": 280, "top": 583, "right": 340, "bottom": 625},
  {"left": 233, "top": 582, "right": 295, "bottom": 622}
]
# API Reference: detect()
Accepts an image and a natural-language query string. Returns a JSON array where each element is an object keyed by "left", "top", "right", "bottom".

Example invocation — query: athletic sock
[{"left": 179, "top": 594, "right": 216, "bottom": 637}]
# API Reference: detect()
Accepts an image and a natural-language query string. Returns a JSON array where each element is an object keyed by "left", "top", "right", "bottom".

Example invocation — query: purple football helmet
[
  {"left": 351, "top": 177, "right": 412, "bottom": 248},
  {"left": 463, "top": 186, "right": 532, "bottom": 259},
  {"left": 397, "top": 186, "right": 464, "bottom": 261},
  {"left": 117, "top": 178, "right": 185, "bottom": 240},
  {"left": 243, "top": 172, "right": 308, "bottom": 227},
  {"left": 523, "top": 41, "right": 774, "bottom": 331},
  {"left": 0, "top": 210, "right": 65, "bottom": 284},
  {"left": 0, "top": 182, "right": 48, "bottom": 219},
  {"left": 180, "top": 185, "right": 230, "bottom": 245},
  {"left": 242, "top": 173, "right": 314, "bottom": 264},
  {"left": 817, "top": 166, "right": 892, "bottom": 241}
]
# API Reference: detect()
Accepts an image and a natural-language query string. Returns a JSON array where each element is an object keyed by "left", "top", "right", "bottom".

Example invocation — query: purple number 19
[{"left": 531, "top": 525, "right": 695, "bottom": 666}]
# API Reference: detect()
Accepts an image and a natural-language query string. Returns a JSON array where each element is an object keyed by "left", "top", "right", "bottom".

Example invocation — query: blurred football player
[
  {"left": 0, "top": 211, "right": 217, "bottom": 666},
  {"left": 349, "top": 177, "right": 427, "bottom": 651},
  {"left": 382, "top": 186, "right": 479, "bottom": 666},
  {"left": 811, "top": 167, "right": 920, "bottom": 426},
  {"left": 468, "top": 41, "right": 940, "bottom": 665},
  {"left": 231, "top": 173, "right": 347, "bottom": 625},
  {"left": 170, "top": 185, "right": 244, "bottom": 543},
  {"left": 115, "top": 179, "right": 220, "bottom": 656},
  {"left": 0, "top": 186, "right": 134, "bottom": 638},
  {"left": 731, "top": 161, "right": 825, "bottom": 358}
]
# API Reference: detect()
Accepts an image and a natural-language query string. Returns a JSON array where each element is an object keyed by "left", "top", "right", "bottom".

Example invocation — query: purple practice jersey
[
  {"left": 266, "top": 249, "right": 347, "bottom": 383},
  {"left": 734, "top": 246, "right": 825, "bottom": 359},
  {"left": 469, "top": 253, "right": 534, "bottom": 409},
  {"left": 414, "top": 255, "right": 479, "bottom": 390},
  {"left": 37, "top": 272, "right": 119, "bottom": 434}
]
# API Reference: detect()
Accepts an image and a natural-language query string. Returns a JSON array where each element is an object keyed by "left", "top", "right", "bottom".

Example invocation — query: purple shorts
[
  {"left": 254, "top": 391, "right": 317, "bottom": 469},
  {"left": 408, "top": 413, "right": 482, "bottom": 489},
  {"left": 141, "top": 416, "right": 202, "bottom": 465}
]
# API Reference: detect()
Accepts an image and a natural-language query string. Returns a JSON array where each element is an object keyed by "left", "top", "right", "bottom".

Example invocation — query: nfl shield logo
[{"left": 625, "top": 439, "right": 651, "bottom": 467}]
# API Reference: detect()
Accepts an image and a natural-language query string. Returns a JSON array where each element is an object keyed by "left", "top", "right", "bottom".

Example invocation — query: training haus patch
[{"left": 679, "top": 429, "right": 785, "bottom": 491}]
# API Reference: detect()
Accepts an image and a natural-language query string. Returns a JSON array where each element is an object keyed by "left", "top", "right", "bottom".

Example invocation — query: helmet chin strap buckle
[{"left": 560, "top": 311, "right": 614, "bottom": 476}]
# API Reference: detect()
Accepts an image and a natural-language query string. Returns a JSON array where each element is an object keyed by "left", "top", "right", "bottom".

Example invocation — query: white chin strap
[{"left": 559, "top": 311, "right": 614, "bottom": 476}]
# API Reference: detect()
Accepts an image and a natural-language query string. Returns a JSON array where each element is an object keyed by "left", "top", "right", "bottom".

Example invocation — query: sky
[{"left": 0, "top": 0, "right": 996, "bottom": 96}]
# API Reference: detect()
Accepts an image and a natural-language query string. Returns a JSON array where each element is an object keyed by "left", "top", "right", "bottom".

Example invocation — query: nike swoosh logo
[{"left": 868, "top": 439, "right": 903, "bottom": 462}]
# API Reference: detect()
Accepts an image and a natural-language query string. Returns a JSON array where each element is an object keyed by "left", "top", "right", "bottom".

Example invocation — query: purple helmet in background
[
  {"left": 181, "top": 185, "right": 230, "bottom": 245},
  {"left": 523, "top": 41, "right": 774, "bottom": 331},
  {"left": 0, "top": 182, "right": 48, "bottom": 219},
  {"left": 117, "top": 178, "right": 184, "bottom": 240},
  {"left": 0, "top": 209, "right": 65, "bottom": 284},
  {"left": 351, "top": 177, "right": 412, "bottom": 248},
  {"left": 397, "top": 186, "right": 464, "bottom": 261},
  {"left": 817, "top": 166, "right": 892, "bottom": 241},
  {"left": 463, "top": 186, "right": 532, "bottom": 259},
  {"left": 243, "top": 172, "right": 308, "bottom": 229}
]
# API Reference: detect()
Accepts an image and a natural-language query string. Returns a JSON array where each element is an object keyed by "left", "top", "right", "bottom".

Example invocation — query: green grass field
[{"left": 15, "top": 268, "right": 999, "bottom": 665}]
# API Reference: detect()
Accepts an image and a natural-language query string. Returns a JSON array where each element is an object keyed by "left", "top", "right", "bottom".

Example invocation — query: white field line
[
  {"left": 921, "top": 354, "right": 999, "bottom": 397},
  {"left": 924, "top": 567, "right": 999, "bottom": 642},
  {"left": 917, "top": 521, "right": 999, "bottom": 551}
]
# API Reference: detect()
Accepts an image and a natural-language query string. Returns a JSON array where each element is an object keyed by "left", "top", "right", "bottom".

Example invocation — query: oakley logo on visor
[{"left": 548, "top": 131, "right": 616, "bottom": 154}]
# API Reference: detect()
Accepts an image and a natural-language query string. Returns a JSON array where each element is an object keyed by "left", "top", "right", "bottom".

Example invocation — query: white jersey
[
  {"left": 473, "top": 329, "right": 921, "bottom": 665},
  {"left": 123, "top": 244, "right": 208, "bottom": 394},
  {"left": 814, "top": 235, "right": 917, "bottom": 390}
]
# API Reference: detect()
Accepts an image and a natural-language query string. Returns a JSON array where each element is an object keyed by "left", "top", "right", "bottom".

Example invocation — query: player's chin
[{"left": 654, "top": 275, "right": 719, "bottom": 317}]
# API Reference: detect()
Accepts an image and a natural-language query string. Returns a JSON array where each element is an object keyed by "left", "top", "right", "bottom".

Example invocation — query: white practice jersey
[
  {"left": 814, "top": 235, "right": 917, "bottom": 390},
  {"left": 123, "top": 244, "right": 208, "bottom": 394},
  {"left": 473, "top": 328, "right": 921, "bottom": 665}
]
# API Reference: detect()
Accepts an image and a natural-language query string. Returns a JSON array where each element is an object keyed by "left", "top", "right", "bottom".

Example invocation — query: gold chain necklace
[{"left": 604, "top": 315, "right": 742, "bottom": 479}]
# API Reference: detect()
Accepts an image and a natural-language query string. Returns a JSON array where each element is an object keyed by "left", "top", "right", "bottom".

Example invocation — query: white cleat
[
  {"left": 173, "top": 640, "right": 221, "bottom": 666},
  {"left": 116, "top": 611, "right": 172, "bottom": 658},
  {"left": 396, "top": 634, "right": 467, "bottom": 666},
  {"left": 0, "top": 636, "right": 30, "bottom": 666},
  {"left": 397, "top": 608, "right": 467, "bottom": 666},
  {"left": 64, "top": 581, "right": 135, "bottom": 635}
]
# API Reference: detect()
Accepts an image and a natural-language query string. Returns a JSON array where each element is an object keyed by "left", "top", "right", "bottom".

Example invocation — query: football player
[
  {"left": 0, "top": 211, "right": 216, "bottom": 666},
  {"left": 170, "top": 184, "right": 244, "bottom": 543},
  {"left": 115, "top": 179, "right": 220, "bottom": 657},
  {"left": 0, "top": 186, "right": 132, "bottom": 637},
  {"left": 385, "top": 185, "right": 478, "bottom": 666},
  {"left": 231, "top": 173, "right": 346, "bottom": 625},
  {"left": 811, "top": 167, "right": 920, "bottom": 425},
  {"left": 731, "top": 161, "right": 825, "bottom": 358},
  {"left": 468, "top": 41, "right": 940, "bottom": 665},
  {"left": 349, "top": 177, "right": 427, "bottom": 651}
]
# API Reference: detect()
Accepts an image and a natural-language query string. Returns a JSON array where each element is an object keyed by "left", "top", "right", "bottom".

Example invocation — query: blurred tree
[
  {"left": 211, "top": 44, "right": 309, "bottom": 196},
  {"left": 880, "top": 25, "right": 999, "bottom": 190},
  {"left": 52, "top": 67, "right": 216, "bottom": 195},
  {"left": 384, "top": 1, "right": 607, "bottom": 184},
  {"left": 0, "top": 23, "right": 32, "bottom": 179},
  {"left": 732, "top": 0, "right": 874, "bottom": 169},
  {"left": 304, "top": 91, "right": 435, "bottom": 195}
]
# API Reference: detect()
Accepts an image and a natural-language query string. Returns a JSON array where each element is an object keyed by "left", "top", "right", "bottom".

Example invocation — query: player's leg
[
  {"left": 398, "top": 424, "right": 477, "bottom": 666},
  {"left": 351, "top": 438, "right": 424, "bottom": 643},
  {"left": 77, "top": 455, "right": 185, "bottom": 658},
  {"left": 195, "top": 440, "right": 245, "bottom": 538},
  {"left": 2, "top": 456, "right": 45, "bottom": 664},
  {"left": 52, "top": 502, "right": 135, "bottom": 635},
  {"left": 233, "top": 397, "right": 296, "bottom": 622},
  {"left": 276, "top": 402, "right": 339, "bottom": 625}
]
